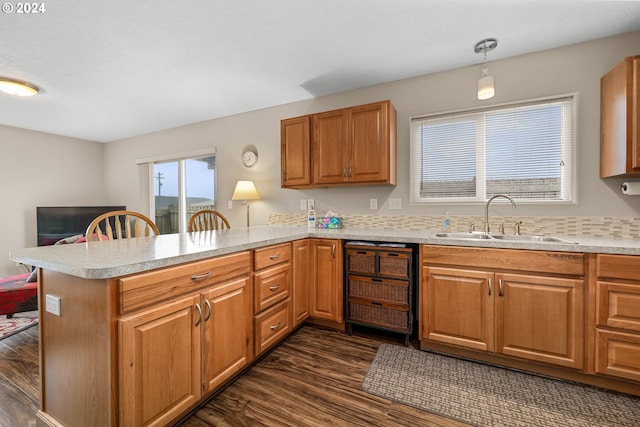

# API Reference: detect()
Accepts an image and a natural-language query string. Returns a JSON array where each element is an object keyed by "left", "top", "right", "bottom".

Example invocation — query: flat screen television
[{"left": 36, "top": 206, "right": 126, "bottom": 246}]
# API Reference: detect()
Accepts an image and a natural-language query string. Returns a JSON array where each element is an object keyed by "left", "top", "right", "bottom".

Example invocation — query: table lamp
[{"left": 232, "top": 180, "right": 260, "bottom": 228}]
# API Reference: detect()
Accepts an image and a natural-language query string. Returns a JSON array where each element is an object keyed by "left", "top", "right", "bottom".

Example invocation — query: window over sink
[{"left": 410, "top": 95, "right": 576, "bottom": 204}]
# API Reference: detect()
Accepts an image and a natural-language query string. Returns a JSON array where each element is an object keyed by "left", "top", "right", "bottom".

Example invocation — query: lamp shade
[
  {"left": 232, "top": 180, "right": 260, "bottom": 200},
  {"left": 477, "top": 75, "right": 495, "bottom": 100},
  {"left": 0, "top": 78, "right": 39, "bottom": 96}
]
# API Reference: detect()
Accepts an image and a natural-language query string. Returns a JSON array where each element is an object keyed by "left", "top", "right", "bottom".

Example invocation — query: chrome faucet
[{"left": 484, "top": 194, "right": 517, "bottom": 233}]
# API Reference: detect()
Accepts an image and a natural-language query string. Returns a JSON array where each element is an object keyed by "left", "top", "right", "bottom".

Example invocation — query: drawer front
[
  {"left": 254, "top": 263, "right": 291, "bottom": 313},
  {"left": 348, "top": 275, "right": 408, "bottom": 304},
  {"left": 597, "top": 254, "right": 640, "bottom": 281},
  {"left": 119, "top": 251, "right": 251, "bottom": 314},
  {"left": 347, "top": 249, "right": 377, "bottom": 275},
  {"left": 348, "top": 298, "right": 409, "bottom": 332},
  {"left": 596, "top": 329, "right": 640, "bottom": 382},
  {"left": 597, "top": 280, "right": 640, "bottom": 332},
  {"left": 378, "top": 251, "right": 411, "bottom": 279},
  {"left": 254, "top": 243, "right": 291, "bottom": 270},
  {"left": 254, "top": 299, "right": 291, "bottom": 356}
]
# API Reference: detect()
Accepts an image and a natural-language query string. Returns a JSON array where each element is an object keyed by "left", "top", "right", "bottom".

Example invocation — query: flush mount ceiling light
[
  {"left": 0, "top": 77, "right": 39, "bottom": 96},
  {"left": 474, "top": 38, "right": 498, "bottom": 100}
]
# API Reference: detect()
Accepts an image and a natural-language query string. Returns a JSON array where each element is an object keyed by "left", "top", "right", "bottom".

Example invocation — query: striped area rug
[{"left": 362, "top": 343, "right": 640, "bottom": 427}]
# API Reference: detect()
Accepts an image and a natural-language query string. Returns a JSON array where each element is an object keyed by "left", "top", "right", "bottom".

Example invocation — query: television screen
[{"left": 36, "top": 206, "right": 126, "bottom": 246}]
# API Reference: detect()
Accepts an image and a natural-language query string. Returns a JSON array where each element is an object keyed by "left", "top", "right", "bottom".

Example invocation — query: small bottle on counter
[
  {"left": 308, "top": 208, "right": 316, "bottom": 228},
  {"left": 442, "top": 211, "right": 451, "bottom": 232}
]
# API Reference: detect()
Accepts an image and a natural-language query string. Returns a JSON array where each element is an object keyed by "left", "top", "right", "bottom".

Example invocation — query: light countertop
[{"left": 9, "top": 226, "right": 640, "bottom": 279}]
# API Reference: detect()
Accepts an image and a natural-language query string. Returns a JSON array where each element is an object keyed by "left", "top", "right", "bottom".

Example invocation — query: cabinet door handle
[
  {"left": 270, "top": 321, "right": 282, "bottom": 331},
  {"left": 348, "top": 166, "right": 353, "bottom": 178},
  {"left": 498, "top": 279, "right": 504, "bottom": 297},
  {"left": 342, "top": 167, "right": 347, "bottom": 178},
  {"left": 488, "top": 278, "right": 492, "bottom": 296},
  {"left": 204, "top": 299, "right": 212, "bottom": 322},
  {"left": 195, "top": 303, "right": 202, "bottom": 326},
  {"left": 269, "top": 284, "right": 281, "bottom": 292},
  {"left": 269, "top": 254, "right": 281, "bottom": 260},
  {"left": 331, "top": 244, "right": 336, "bottom": 258},
  {"left": 191, "top": 271, "right": 211, "bottom": 280}
]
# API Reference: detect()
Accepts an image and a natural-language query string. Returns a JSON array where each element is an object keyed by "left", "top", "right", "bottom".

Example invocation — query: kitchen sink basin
[
  {"left": 434, "top": 232, "right": 578, "bottom": 244},
  {"left": 434, "top": 232, "right": 494, "bottom": 240},
  {"left": 490, "top": 234, "right": 578, "bottom": 244}
]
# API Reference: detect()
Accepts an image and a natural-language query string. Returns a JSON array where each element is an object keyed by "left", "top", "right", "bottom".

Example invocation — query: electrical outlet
[
  {"left": 307, "top": 199, "right": 315, "bottom": 210},
  {"left": 228, "top": 200, "right": 233, "bottom": 209},
  {"left": 370, "top": 198, "right": 378, "bottom": 210},
  {"left": 45, "top": 294, "right": 61, "bottom": 316},
  {"left": 389, "top": 198, "right": 402, "bottom": 210},
  {"left": 300, "top": 199, "right": 307, "bottom": 210}
]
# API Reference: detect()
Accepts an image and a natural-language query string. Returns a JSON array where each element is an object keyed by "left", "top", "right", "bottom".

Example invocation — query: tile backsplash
[{"left": 266, "top": 213, "right": 640, "bottom": 238}]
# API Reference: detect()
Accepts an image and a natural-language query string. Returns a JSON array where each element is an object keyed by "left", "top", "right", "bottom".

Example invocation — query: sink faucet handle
[
  {"left": 514, "top": 220, "right": 523, "bottom": 235},
  {"left": 498, "top": 223, "right": 505, "bottom": 234},
  {"left": 469, "top": 222, "right": 475, "bottom": 232}
]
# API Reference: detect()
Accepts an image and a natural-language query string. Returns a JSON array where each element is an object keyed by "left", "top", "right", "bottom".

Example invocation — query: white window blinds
[{"left": 410, "top": 95, "right": 575, "bottom": 204}]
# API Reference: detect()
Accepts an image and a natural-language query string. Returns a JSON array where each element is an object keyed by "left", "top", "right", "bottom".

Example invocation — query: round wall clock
[{"left": 242, "top": 150, "right": 258, "bottom": 168}]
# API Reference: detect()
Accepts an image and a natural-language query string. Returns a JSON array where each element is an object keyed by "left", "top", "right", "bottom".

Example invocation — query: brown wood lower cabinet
[
  {"left": 595, "top": 254, "right": 640, "bottom": 382},
  {"left": 309, "top": 238, "right": 343, "bottom": 323},
  {"left": 421, "top": 246, "right": 585, "bottom": 370}
]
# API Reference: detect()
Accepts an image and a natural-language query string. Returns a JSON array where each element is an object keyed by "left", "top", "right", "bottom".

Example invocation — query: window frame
[
  {"left": 410, "top": 94, "right": 577, "bottom": 205},
  {"left": 136, "top": 147, "right": 217, "bottom": 233}
]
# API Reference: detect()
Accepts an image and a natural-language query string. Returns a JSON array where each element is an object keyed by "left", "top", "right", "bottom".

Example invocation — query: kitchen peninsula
[{"left": 9, "top": 226, "right": 640, "bottom": 427}]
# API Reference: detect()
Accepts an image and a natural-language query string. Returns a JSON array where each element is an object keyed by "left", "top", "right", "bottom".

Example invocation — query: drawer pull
[
  {"left": 269, "top": 254, "right": 281, "bottom": 260},
  {"left": 371, "top": 302, "right": 383, "bottom": 306},
  {"left": 204, "top": 299, "right": 212, "bottom": 322},
  {"left": 195, "top": 303, "right": 202, "bottom": 327},
  {"left": 372, "top": 278, "right": 383, "bottom": 282},
  {"left": 387, "top": 253, "right": 400, "bottom": 257},
  {"left": 270, "top": 321, "right": 282, "bottom": 331},
  {"left": 191, "top": 271, "right": 211, "bottom": 280},
  {"left": 269, "top": 284, "right": 281, "bottom": 292}
]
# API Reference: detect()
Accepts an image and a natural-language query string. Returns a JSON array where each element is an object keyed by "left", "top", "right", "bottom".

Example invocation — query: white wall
[
  {"left": 104, "top": 31, "right": 640, "bottom": 227},
  {"left": 1, "top": 125, "right": 105, "bottom": 276}
]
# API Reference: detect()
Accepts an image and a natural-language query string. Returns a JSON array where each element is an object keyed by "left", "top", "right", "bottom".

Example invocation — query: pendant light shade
[
  {"left": 474, "top": 38, "right": 497, "bottom": 101},
  {"left": 477, "top": 75, "right": 495, "bottom": 100}
]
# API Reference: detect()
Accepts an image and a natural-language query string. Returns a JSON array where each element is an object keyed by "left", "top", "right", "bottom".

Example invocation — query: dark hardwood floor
[{"left": 0, "top": 324, "right": 466, "bottom": 427}]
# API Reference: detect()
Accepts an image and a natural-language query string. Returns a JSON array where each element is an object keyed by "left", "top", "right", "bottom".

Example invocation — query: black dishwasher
[{"left": 344, "top": 241, "right": 416, "bottom": 346}]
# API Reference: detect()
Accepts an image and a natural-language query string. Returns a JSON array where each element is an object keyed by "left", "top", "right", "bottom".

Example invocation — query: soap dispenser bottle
[
  {"left": 442, "top": 211, "right": 451, "bottom": 232},
  {"left": 307, "top": 208, "right": 316, "bottom": 228}
]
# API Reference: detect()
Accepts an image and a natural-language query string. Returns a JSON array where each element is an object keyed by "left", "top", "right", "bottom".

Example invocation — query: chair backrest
[
  {"left": 85, "top": 210, "right": 159, "bottom": 241},
  {"left": 188, "top": 210, "right": 231, "bottom": 232}
]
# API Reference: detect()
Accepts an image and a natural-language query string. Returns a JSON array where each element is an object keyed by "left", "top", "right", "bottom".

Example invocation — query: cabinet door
[
  {"left": 292, "top": 239, "right": 310, "bottom": 327},
  {"left": 313, "top": 109, "right": 349, "bottom": 184},
  {"left": 496, "top": 273, "right": 584, "bottom": 369},
  {"left": 202, "top": 276, "right": 253, "bottom": 394},
  {"left": 310, "top": 239, "right": 343, "bottom": 322},
  {"left": 422, "top": 266, "right": 494, "bottom": 351},
  {"left": 349, "top": 101, "right": 393, "bottom": 183},
  {"left": 281, "top": 116, "right": 312, "bottom": 188},
  {"left": 119, "top": 295, "right": 202, "bottom": 427}
]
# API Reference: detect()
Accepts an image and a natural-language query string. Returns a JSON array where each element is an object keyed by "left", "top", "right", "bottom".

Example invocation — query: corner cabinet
[
  {"left": 421, "top": 246, "right": 585, "bottom": 370},
  {"left": 280, "top": 100, "right": 397, "bottom": 188},
  {"left": 600, "top": 54, "right": 640, "bottom": 178}
]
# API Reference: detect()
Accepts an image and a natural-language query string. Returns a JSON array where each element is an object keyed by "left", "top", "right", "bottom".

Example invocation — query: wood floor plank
[{"left": 1, "top": 323, "right": 465, "bottom": 427}]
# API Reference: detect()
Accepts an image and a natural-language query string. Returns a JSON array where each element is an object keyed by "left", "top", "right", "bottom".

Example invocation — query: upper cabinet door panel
[
  {"left": 281, "top": 116, "right": 312, "bottom": 188},
  {"left": 313, "top": 109, "right": 349, "bottom": 185},
  {"left": 349, "top": 101, "right": 391, "bottom": 183}
]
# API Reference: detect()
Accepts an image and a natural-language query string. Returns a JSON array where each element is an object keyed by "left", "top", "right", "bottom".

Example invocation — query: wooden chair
[
  {"left": 188, "top": 210, "right": 231, "bottom": 232},
  {"left": 85, "top": 210, "right": 159, "bottom": 241}
]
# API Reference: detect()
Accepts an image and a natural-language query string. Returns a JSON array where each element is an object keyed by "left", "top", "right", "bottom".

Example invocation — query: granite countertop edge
[{"left": 9, "top": 226, "right": 640, "bottom": 279}]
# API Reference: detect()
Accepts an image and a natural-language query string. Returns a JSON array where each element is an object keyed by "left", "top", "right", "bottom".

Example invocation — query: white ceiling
[{"left": 1, "top": 0, "right": 640, "bottom": 143}]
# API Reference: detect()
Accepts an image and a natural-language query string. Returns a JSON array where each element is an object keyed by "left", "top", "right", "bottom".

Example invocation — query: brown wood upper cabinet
[
  {"left": 600, "top": 55, "right": 640, "bottom": 178},
  {"left": 280, "top": 100, "right": 397, "bottom": 188}
]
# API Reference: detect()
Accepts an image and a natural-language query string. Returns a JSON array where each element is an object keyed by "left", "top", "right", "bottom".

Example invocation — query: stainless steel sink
[
  {"left": 434, "top": 232, "right": 578, "bottom": 244},
  {"left": 434, "top": 232, "right": 494, "bottom": 240},
  {"left": 490, "top": 234, "right": 578, "bottom": 244}
]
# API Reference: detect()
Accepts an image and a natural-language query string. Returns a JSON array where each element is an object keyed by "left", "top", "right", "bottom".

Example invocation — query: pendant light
[{"left": 474, "top": 38, "right": 497, "bottom": 100}]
